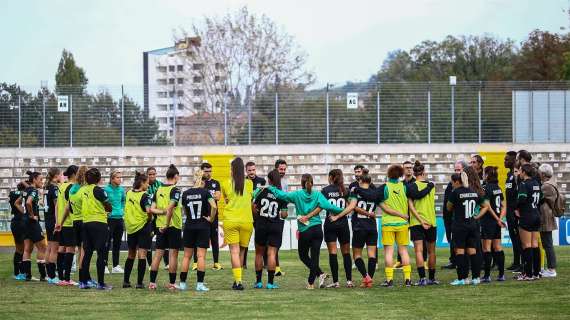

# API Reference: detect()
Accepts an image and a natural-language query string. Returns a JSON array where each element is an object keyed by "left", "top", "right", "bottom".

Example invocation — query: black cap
[{"left": 63, "top": 165, "right": 79, "bottom": 177}]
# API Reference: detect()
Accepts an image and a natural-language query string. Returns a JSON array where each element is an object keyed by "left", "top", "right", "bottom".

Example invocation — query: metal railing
[{"left": 1, "top": 81, "right": 569, "bottom": 147}]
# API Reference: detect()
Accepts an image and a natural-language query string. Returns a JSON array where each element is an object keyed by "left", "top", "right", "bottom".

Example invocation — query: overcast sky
[{"left": 1, "top": 0, "right": 568, "bottom": 90}]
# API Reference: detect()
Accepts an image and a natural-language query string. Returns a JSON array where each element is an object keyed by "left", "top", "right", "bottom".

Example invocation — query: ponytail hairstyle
[
  {"left": 413, "top": 160, "right": 425, "bottom": 177},
  {"left": 520, "top": 163, "right": 537, "bottom": 179},
  {"left": 192, "top": 170, "right": 205, "bottom": 188},
  {"left": 464, "top": 166, "right": 485, "bottom": 197},
  {"left": 484, "top": 166, "right": 499, "bottom": 184},
  {"left": 166, "top": 164, "right": 179, "bottom": 180},
  {"left": 76, "top": 166, "right": 89, "bottom": 185},
  {"left": 267, "top": 169, "right": 282, "bottom": 190},
  {"left": 387, "top": 164, "right": 404, "bottom": 180},
  {"left": 44, "top": 167, "right": 61, "bottom": 189},
  {"left": 85, "top": 168, "right": 102, "bottom": 185},
  {"left": 133, "top": 171, "right": 148, "bottom": 190},
  {"left": 231, "top": 157, "right": 245, "bottom": 195},
  {"left": 329, "top": 169, "right": 346, "bottom": 197},
  {"left": 301, "top": 173, "right": 314, "bottom": 193},
  {"left": 451, "top": 171, "right": 469, "bottom": 188},
  {"left": 26, "top": 170, "right": 41, "bottom": 185}
]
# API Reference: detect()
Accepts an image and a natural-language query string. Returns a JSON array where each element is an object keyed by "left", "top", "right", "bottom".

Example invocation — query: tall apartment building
[{"left": 143, "top": 37, "right": 223, "bottom": 138}]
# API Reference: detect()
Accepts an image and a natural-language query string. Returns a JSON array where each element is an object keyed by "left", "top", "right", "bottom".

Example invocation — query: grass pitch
[{"left": 0, "top": 248, "right": 568, "bottom": 319}]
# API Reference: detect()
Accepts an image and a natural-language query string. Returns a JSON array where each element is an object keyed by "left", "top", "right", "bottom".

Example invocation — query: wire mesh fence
[{"left": 1, "top": 81, "right": 570, "bottom": 147}]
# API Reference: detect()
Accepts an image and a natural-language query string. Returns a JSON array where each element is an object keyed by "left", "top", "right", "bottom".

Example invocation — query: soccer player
[
  {"left": 178, "top": 170, "right": 217, "bottom": 292},
  {"left": 79, "top": 168, "right": 113, "bottom": 290},
  {"left": 145, "top": 167, "right": 167, "bottom": 269},
  {"left": 123, "top": 171, "right": 154, "bottom": 289},
  {"left": 504, "top": 151, "right": 522, "bottom": 272},
  {"left": 441, "top": 160, "right": 468, "bottom": 269},
  {"left": 273, "top": 159, "right": 288, "bottom": 276},
  {"left": 252, "top": 169, "right": 288, "bottom": 289},
  {"left": 379, "top": 165, "right": 413, "bottom": 288},
  {"left": 194, "top": 162, "right": 222, "bottom": 271},
  {"left": 104, "top": 170, "right": 126, "bottom": 274},
  {"left": 10, "top": 182, "right": 26, "bottom": 280},
  {"left": 320, "top": 169, "right": 353, "bottom": 288},
  {"left": 221, "top": 158, "right": 255, "bottom": 290},
  {"left": 68, "top": 166, "right": 90, "bottom": 283},
  {"left": 394, "top": 161, "right": 416, "bottom": 269},
  {"left": 54, "top": 165, "right": 78, "bottom": 286},
  {"left": 345, "top": 173, "right": 380, "bottom": 288},
  {"left": 268, "top": 173, "right": 348, "bottom": 289},
  {"left": 480, "top": 166, "right": 507, "bottom": 282},
  {"left": 149, "top": 164, "right": 182, "bottom": 290},
  {"left": 407, "top": 161, "right": 439, "bottom": 286},
  {"left": 21, "top": 171, "right": 47, "bottom": 282},
  {"left": 44, "top": 167, "right": 62, "bottom": 284},
  {"left": 516, "top": 163, "right": 542, "bottom": 281},
  {"left": 447, "top": 171, "right": 488, "bottom": 286},
  {"left": 244, "top": 161, "right": 266, "bottom": 270}
]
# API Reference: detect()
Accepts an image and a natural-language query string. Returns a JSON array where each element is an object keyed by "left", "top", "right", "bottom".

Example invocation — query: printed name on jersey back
[
  {"left": 532, "top": 186, "right": 540, "bottom": 191},
  {"left": 265, "top": 192, "right": 278, "bottom": 200},
  {"left": 459, "top": 192, "right": 478, "bottom": 198},
  {"left": 186, "top": 194, "right": 202, "bottom": 200},
  {"left": 492, "top": 189, "right": 503, "bottom": 195},
  {"left": 327, "top": 192, "right": 341, "bottom": 198}
]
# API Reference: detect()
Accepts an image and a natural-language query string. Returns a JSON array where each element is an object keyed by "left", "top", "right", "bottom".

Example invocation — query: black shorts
[
  {"left": 519, "top": 215, "right": 541, "bottom": 232},
  {"left": 254, "top": 219, "right": 284, "bottom": 248},
  {"left": 452, "top": 222, "right": 480, "bottom": 249},
  {"left": 156, "top": 227, "right": 182, "bottom": 250},
  {"left": 127, "top": 223, "right": 152, "bottom": 250},
  {"left": 352, "top": 229, "right": 378, "bottom": 248},
  {"left": 410, "top": 225, "right": 437, "bottom": 242},
  {"left": 323, "top": 220, "right": 351, "bottom": 245},
  {"left": 183, "top": 227, "right": 210, "bottom": 249},
  {"left": 45, "top": 221, "right": 59, "bottom": 242},
  {"left": 82, "top": 222, "right": 109, "bottom": 251},
  {"left": 60, "top": 226, "right": 77, "bottom": 247},
  {"left": 25, "top": 219, "right": 44, "bottom": 243},
  {"left": 73, "top": 220, "right": 83, "bottom": 246},
  {"left": 10, "top": 218, "right": 26, "bottom": 244},
  {"left": 480, "top": 221, "right": 501, "bottom": 240}
]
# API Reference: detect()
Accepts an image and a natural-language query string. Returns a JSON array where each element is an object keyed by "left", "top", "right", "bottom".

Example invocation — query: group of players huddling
[{"left": 7, "top": 150, "right": 559, "bottom": 291}]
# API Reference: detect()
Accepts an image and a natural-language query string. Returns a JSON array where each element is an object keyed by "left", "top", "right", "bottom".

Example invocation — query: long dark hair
[
  {"left": 267, "top": 169, "right": 282, "bottom": 190},
  {"left": 484, "top": 166, "right": 499, "bottom": 184},
  {"left": 231, "top": 157, "right": 245, "bottom": 195},
  {"left": 44, "top": 167, "right": 61, "bottom": 189},
  {"left": 329, "top": 169, "right": 346, "bottom": 197},
  {"left": 301, "top": 174, "right": 313, "bottom": 193},
  {"left": 133, "top": 171, "right": 148, "bottom": 190},
  {"left": 464, "top": 166, "right": 484, "bottom": 197}
]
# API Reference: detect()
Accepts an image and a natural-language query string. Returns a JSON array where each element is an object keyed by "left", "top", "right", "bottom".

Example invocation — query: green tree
[
  {"left": 55, "top": 49, "right": 88, "bottom": 95},
  {"left": 513, "top": 30, "right": 570, "bottom": 81}
]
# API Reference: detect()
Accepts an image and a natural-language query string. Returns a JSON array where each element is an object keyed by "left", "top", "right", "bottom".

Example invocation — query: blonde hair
[
  {"left": 193, "top": 169, "right": 205, "bottom": 188},
  {"left": 109, "top": 169, "right": 122, "bottom": 184}
]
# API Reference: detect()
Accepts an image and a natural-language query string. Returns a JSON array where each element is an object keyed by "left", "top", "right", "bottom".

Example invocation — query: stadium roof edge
[{"left": 144, "top": 46, "right": 175, "bottom": 55}]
